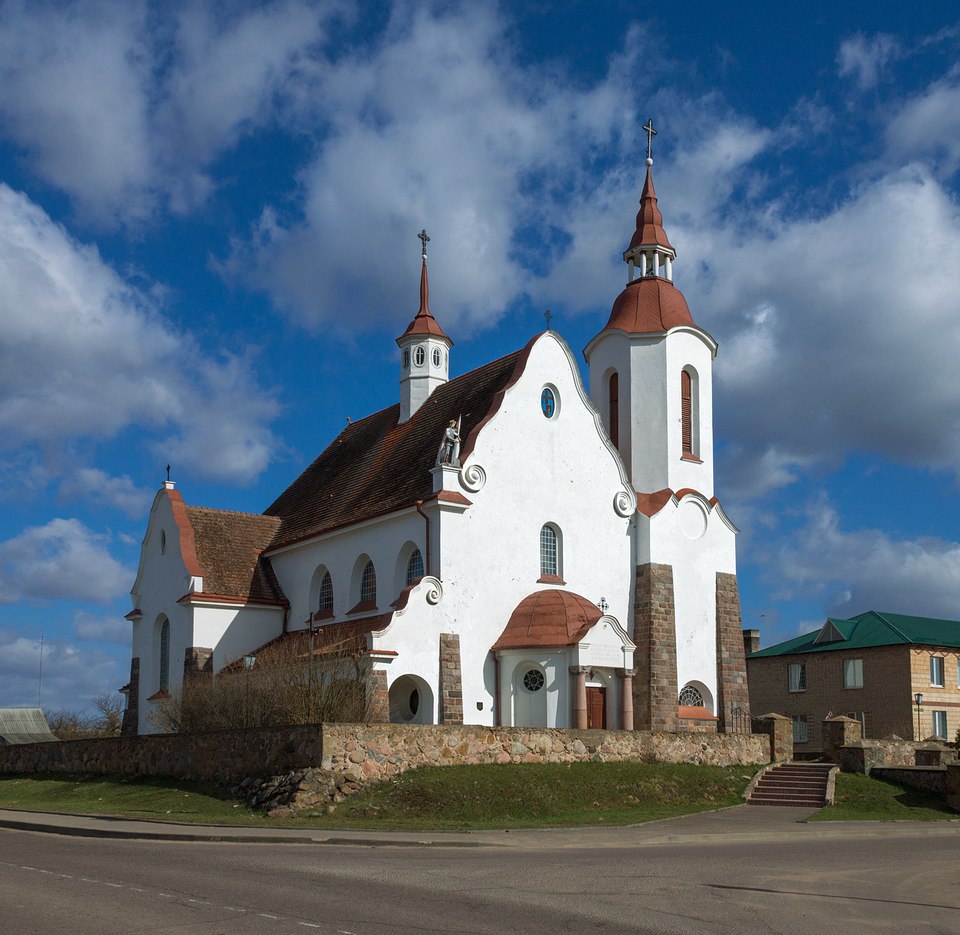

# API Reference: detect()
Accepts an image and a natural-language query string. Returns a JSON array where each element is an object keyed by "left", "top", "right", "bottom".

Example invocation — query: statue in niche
[{"left": 436, "top": 418, "right": 461, "bottom": 467}]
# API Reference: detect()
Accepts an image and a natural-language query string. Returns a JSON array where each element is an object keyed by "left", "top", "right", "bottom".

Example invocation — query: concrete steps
[{"left": 748, "top": 762, "right": 834, "bottom": 807}]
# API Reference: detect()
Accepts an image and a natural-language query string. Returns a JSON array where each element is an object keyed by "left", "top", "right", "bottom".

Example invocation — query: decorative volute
[{"left": 397, "top": 229, "right": 453, "bottom": 423}]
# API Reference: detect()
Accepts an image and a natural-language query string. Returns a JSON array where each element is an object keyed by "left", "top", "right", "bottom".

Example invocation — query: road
[{"left": 1, "top": 814, "right": 959, "bottom": 934}]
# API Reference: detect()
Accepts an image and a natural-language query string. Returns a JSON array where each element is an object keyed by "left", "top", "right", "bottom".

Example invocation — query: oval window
[
  {"left": 540, "top": 387, "right": 558, "bottom": 419},
  {"left": 414, "top": 347, "right": 425, "bottom": 367},
  {"left": 432, "top": 348, "right": 441, "bottom": 367}
]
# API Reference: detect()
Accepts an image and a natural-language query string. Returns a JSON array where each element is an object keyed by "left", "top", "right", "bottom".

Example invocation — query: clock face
[{"left": 540, "top": 387, "right": 556, "bottom": 418}]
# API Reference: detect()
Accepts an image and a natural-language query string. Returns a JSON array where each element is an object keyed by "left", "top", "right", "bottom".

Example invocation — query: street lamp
[{"left": 914, "top": 692, "right": 923, "bottom": 740}]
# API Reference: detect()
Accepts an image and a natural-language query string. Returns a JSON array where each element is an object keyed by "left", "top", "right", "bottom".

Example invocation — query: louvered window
[
  {"left": 609, "top": 372, "right": 619, "bottom": 449},
  {"left": 360, "top": 561, "right": 377, "bottom": 604},
  {"left": 681, "top": 369, "right": 693, "bottom": 455}
]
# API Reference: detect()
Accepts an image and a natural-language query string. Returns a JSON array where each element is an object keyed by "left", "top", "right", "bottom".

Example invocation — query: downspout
[
  {"left": 492, "top": 651, "right": 501, "bottom": 726},
  {"left": 415, "top": 500, "right": 432, "bottom": 577}
]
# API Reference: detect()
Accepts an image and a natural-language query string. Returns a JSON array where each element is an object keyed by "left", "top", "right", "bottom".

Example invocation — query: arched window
[
  {"left": 159, "top": 618, "right": 170, "bottom": 692},
  {"left": 414, "top": 346, "right": 425, "bottom": 367},
  {"left": 406, "top": 548, "right": 424, "bottom": 585},
  {"left": 360, "top": 560, "right": 377, "bottom": 604},
  {"left": 539, "top": 524, "right": 560, "bottom": 579},
  {"left": 317, "top": 571, "right": 333, "bottom": 616},
  {"left": 608, "top": 372, "right": 619, "bottom": 449},
  {"left": 680, "top": 369, "right": 693, "bottom": 456},
  {"left": 679, "top": 684, "right": 704, "bottom": 707}
]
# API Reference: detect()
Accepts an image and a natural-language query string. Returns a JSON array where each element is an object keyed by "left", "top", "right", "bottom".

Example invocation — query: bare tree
[{"left": 46, "top": 693, "right": 125, "bottom": 739}]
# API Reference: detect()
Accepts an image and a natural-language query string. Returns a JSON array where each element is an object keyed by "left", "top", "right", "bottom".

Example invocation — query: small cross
[
  {"left": 544, "top": 309, "right": 553, "bottom": 331},
  {"left": 417, "top": 228, "right": 430, "bottom": 258},
  {"left": 642, "top": 117, "right": 657, "bottom": 161},
  {"left": 166, "top": 464, "right": 171, "bottom": 482},
  {"left": 598, "top": 596, "right": 609, "bottom": 614}
]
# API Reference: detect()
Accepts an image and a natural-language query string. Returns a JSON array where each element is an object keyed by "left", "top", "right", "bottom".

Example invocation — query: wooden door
[{"left": 587, "top": 686, "right": 607, "bottom": 729}]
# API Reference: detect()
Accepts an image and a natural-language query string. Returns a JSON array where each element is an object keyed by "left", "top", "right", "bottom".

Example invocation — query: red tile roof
[
  {"left": 265, "top": 341, "right": 532, "bottom": 547},
  {"left": 492, "top": 589, "right": 602, "bottom": 651},
  {"left": 603, "top": 277, "right": 695, "bottom": 334},
  {"left": 182, "top": 506, "right": 286, "bottom": 604},
  {"left": 396, "top": 257, "right": 452, "bottom": 342},
  {"left": 627, "top": 164, "right": 675, "bottom": 253}
]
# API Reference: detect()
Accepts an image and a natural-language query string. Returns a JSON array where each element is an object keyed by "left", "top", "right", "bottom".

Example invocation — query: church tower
[
  {"left": 584, "top": 126, "right": 717, "bottom": 498},
  {"left": 397, "top": 229, "right": 453, "bottom": 423}
]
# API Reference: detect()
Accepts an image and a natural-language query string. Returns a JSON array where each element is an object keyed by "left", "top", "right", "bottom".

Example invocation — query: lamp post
[
  {"left": 914, "top": 691, "right": 923, "bottom": 740},
  {"left": 243, "top": 654, "right": 256, "bottom": 728}
]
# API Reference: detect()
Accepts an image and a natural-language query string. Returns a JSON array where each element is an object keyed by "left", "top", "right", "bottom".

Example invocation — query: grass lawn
[
  {"left": 809, "top": 772, "right": 959, "bottom": 822},
  {"left": 0, "top": 761, "right": 759, "bottom": 830}
]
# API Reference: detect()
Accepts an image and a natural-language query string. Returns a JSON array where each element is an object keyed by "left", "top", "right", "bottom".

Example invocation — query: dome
[
  {"left": 492, "top": 589, "right": 602, "bottom": 651},
  {"left": 603, "top": 277, "right": 695, "bottom": 335}
]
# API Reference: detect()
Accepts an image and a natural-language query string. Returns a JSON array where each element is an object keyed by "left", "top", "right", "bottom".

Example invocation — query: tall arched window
[
  {"left": 608, "top": 372, "right": 619, "bottom": 449},
  {"left": 317, "top": 571, "right": 333, "bottom": 616},
  {"left": 158, "top": 618, "right": 170, "bottom": 692},
  {"left": 406, "top": 548, "right": 424, "bottom": 585},
  {"left": 680, "top": 369, "right": 693, "bottom": 456},
  {"left": 539, "top": 524, "right": 561, "bottom": 579},
  {"left": 360, "top": 560, "right": 377, "bottom": 604}
]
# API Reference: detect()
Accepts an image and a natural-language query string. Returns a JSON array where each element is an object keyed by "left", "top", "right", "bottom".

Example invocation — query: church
[{"left": 122, "top": 135, "right": 751, "bottom": 737}]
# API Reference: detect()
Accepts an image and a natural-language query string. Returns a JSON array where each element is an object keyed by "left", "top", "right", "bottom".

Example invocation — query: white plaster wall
[
  {"left": 195, "top": 604, "right": 285, "bottom": 673},
  {"left": 643, "top": 493, "right": 737, "bottom": 714},
  {"left": 496, "top": 649, "right": 571, "bottom": 728}
]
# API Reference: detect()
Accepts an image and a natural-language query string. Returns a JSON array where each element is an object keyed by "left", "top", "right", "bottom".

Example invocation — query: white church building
[{"left": 122, "top": 141, "right": 750, "bottom": 736}]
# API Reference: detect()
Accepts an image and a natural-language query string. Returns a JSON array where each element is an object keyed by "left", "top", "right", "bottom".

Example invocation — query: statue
[{"left": 436, "top": 418, "right": 461, "bottom": 467}]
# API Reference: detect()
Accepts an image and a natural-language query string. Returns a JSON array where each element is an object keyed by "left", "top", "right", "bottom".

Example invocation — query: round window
[
  {"left": 679, "top": 684, "right": 704, "bottom": 707},
  {"left": 432, "top": 348, "right": 442, "bottom": 367},
  {"left": 414, "top": 346, "right": 425, "bottom": 367},
  {"left": 523, "top": 669, "right": 545, "bottom": 692},
  {"left": 540, "top": 386, "right": 558, "bottom": 419}
]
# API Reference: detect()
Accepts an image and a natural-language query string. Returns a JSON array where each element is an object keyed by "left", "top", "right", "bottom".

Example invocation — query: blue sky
[{"left": 1, "top": 1, "right": 959, "bottom": 713}]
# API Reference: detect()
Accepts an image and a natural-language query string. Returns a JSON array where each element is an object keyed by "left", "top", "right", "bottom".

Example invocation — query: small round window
[
  {"left": 540, "top": 386, "right": 558, "bottom": 419},
  {"left": 432, "top": 348, "right": 442, "bottom": 367},
  {"left": 523, "top": 669, "right": 545, "bottom": 692},
  {"left": 414, "top": 347, "right": 425, "bottom": 367}
]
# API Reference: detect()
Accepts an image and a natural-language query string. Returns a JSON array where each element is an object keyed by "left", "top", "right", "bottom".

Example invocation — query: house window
[
  {"left": 932, "top": 710, "right": 948, "bottom": 739},
  {"left": 405, "top": 548, "right": 424, "bottom": 585},
  {"left": 539, "top": 524, "right": 559, "bottom": 578},
  {"left": 792, "top": 715, "right": 809, "bottom": 743},
  {"left": 414, "top": 346, "right": 425, "bottom": 367},
  {"left": 158, "top": 618, "right": 170, "bottom": 692},
  {"left": 843, "top": 658, "right": 863, "bottom": 689},
  {"left": 930, "top": 656, "right": 945, "bottom": 687},
  {"left": 317, "top": 571, "right": 333, "bottom": 615},
  {"left": 360, "top": 561, "right": 377, "bottom": 604},
  {"left": 608, "top": 372, "right": 619, "bottom": 449},
  {"left": 788, "top": 663, "right": 806, "bottom": 693},
  {"left": 681, "top": 370, "right": 693, "bottom": 455}
]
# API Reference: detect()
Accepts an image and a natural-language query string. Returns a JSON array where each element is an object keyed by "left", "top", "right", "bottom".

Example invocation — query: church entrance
[{"left": 587, "top": 686, "right": 606, "bottom": 729}]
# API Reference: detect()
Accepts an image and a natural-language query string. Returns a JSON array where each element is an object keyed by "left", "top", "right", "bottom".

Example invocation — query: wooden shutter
[
  {"left": 681, "top": 370, "right": 692, "bottom": 455},
  {"left": 609, "top": 372, "right": 619, "bottom": 449}
]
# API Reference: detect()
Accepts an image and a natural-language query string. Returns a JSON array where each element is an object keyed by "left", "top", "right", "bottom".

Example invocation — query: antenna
[{"left": 38, "top": 632, "right": 44, "bottom": 706}]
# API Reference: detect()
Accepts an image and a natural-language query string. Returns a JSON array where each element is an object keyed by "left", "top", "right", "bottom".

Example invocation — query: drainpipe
[
  {"left": 415, "top": 500, "right": 432, "bottom": 576},
  {"left": 492, "top": 651, "right": 501, "bottom": 726}
]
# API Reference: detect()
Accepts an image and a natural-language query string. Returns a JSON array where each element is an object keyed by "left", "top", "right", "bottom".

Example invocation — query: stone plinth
[{"left": 752, "top": 713, "right": 792, "bottom": 762}]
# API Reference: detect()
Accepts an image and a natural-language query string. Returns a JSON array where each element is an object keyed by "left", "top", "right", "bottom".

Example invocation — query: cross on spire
[
  {"left": 418, "top": 228, "right": 430, "bottom": 258},
  {"left": 642, "top": 117, "right": 657, "bottom": 162}
]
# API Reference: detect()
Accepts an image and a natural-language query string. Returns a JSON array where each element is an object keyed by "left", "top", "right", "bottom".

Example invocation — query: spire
[
  {"left": 623, "top": 119, "right": 676, "bottom": 282},
  {"left": 397, "top": 229, "right": 451, "bottom": 343}
]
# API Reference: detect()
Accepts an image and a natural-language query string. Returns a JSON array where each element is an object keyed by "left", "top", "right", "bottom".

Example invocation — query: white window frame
[
  {"left": 930, "top": 655, "right": 945, "bottom": 687},
  {"left": 843, "top": 658, "right": 863, "bottom": 689},
  {"left": 359, "top": 561, "right": 377, "bottom": 604},
  {"left": 539, "top": 524, "right": 560, "bottom": 578},
  {"left": 932, "top": 710, "right": 948, "bottom": 739},
  {"left": 788, "top": 662, "right": 806, "bottom": 693}
]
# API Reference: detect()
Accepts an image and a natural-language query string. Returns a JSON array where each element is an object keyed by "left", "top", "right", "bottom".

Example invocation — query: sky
[{"left": 1, "top": 0, "right": 959, "bottom": 714}]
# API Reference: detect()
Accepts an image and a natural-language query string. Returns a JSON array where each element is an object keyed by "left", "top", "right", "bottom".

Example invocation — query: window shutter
[
  {"left": 681, "top": 370, "right": 692, "bottom": 454},
  {"left": 609, "top": 372, "right": 619, "bottom": 449}
]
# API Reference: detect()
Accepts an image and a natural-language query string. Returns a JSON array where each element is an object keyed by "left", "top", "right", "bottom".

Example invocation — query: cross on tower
[
  {"left": 417, "top": 228, "right": 430, "bottom": 258},
  {"left": 642, "top": 117, "right": 657, "bottom": 161}
]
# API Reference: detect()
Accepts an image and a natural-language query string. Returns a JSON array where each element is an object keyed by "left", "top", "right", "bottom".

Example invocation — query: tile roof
[
  {"left": 182, "top": 506, "right": 285, "bottom": 604},
  {"left": 748, "top": 609, "right": 960, "bottom": 658},
  {"left": 492, "top": 589, "right": 602, "bottom": 651},
  {"left": 626, "top": 164, "right": 675, "bottom": 253},
  {"left": 265, "top": 341, "right": 532, "bottom": 547}
]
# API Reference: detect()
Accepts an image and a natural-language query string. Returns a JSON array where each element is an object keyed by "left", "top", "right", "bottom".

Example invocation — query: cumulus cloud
[
  {"left": 0, "top": 185, "right": 280, "bottom": 483},
  {"left": 885, "top": 74, "right": 960, "bottom": 177},
  {"left": 764, "top": 497, "right": 960, "bottom": 620},
  {"left": 0, "top": 0, "right": 335, "bottom": 224},
  {"left": 74, "top": 610, "right": 130, "bottom": 644},
  {"left": 58, "top": 468, "right": 153, "bottom": 519},
  {"left": 0, "top": 518, "right": 131, "bottom": 605},
  {"left": 838, "top": 33, "right": 900, "bottom": 90}
]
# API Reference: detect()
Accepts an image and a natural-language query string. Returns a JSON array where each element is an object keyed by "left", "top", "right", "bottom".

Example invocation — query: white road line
[
  {"left": 102, "top": 882, "right": 123, "bottom": 888},
  {"left": 259, "top": 913, "right": 280, "bottom": 919},
  {"left": 298, "top": 923, "right": 322, "bottom": 929},
  {"left": 80, "top": 878, "right": 100, "bottom": 883}
]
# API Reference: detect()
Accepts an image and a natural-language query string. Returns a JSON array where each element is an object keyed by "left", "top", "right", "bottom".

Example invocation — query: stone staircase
[{"left": 747, "top": 762, "right": 835, "bottom": 807}]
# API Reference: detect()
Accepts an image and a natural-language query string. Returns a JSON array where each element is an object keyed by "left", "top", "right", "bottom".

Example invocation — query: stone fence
[{"left": 0, "top": 722, "right": 770, "bottom": 786}]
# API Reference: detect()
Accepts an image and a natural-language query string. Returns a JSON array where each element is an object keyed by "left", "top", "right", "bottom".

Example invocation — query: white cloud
[
  {"left": 59, "top": 468, "right": 153, "bottom": 520},
  {"left": 0, "top": 0, "right": 335, "bottom": 225},
  {"left": 885, "top": 74, "right": 960, "bottom": 177},
  {"left": 837, "top": 33, "right": 900, "bottom": 90},
  {"left": 0, "top": 184, "right": 280, "bottom": 483},
  {"left": 0, "top": 518, "right": 131, "bottom": 605},
  {"left": 74, "top": 609, "right": 130, "bottom": 644},
  {"left": 764, "top": 497, "right": 960, "bottom": 621}
]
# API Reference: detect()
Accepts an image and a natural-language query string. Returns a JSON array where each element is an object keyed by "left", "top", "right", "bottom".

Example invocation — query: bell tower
[{"left": 397, "top": 229, "right": 453, "bottom": 423}]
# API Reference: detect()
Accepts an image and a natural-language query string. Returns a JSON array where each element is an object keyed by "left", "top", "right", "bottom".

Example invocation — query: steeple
[
  {"left": 397, "top": 229, "right": 453, "bottom": 423},
  {"left": 623, "top": 119, "right": 676, "bottom": 283}
]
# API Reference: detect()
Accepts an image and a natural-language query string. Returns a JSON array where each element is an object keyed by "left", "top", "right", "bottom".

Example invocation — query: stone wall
[
  {"left": 870, "top": 766, "right": 947, "bottom": 797},
  {"left": 633, "top": 563, "right": 679, "bottom": 732},
  {"left": 0, "top": 722, "right": 769, "bottom": 789},
  {"left": 752, "top": 713, "right": 793, "bottom": 763},
  {"left": 836, "top": 736, "right": 934, "bottom": 774}
]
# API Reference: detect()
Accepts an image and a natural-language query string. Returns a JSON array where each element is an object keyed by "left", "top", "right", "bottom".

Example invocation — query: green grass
[
  {"left": 0, "top": 762, "right": 758, "bottom": 830},
  {"left": 809, "top": 772, "right": 958, "bottom": 822}
]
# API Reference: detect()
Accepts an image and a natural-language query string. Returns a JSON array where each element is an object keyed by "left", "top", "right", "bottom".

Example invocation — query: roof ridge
[
  {"left": 184, "top": 504, "right": 281, "bottom": 523},
  {"left": 868, "top": 610, "right": 914, "bottom": 643}
]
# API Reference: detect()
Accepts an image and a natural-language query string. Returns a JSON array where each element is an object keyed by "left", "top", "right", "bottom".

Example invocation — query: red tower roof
[
  {"left": 626, "top": 163, "right": 674, "bottom": 255},
  {"left": 396, "top": 256, "right": 452, "bottom": 344},
  {"left": 603, "top": 277, "right": 695, "bottom": 334}
]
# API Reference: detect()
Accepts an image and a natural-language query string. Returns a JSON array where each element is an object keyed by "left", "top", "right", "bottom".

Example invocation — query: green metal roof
[{"left": 748, "top": 610, "right": 960, "bottom": 658}]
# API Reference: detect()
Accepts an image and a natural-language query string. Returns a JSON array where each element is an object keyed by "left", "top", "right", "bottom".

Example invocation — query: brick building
[{"left": 746, "top": 610, "right": 960, "bottom": 752}]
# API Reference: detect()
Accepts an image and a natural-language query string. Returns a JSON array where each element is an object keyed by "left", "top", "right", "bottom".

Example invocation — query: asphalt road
[{"left": 1, "top": 814, "right": 959, "bottom": 934}]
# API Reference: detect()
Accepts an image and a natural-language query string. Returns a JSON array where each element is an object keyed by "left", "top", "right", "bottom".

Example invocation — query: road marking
[
  {"left": 299, "top": 924, "right": 321, "bottom": 929},
  {"left": 102, "top": 882, "right": 123, "bottom": 888},
  {"left": 259, "top": 912, "right": 280, "bottom": 919}
]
